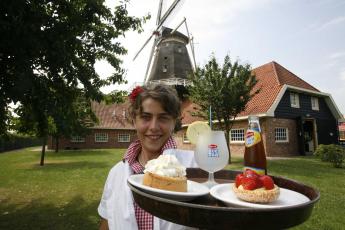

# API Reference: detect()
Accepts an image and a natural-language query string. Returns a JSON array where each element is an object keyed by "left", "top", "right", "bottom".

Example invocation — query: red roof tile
[
  {"left": 181, "top": 100, "right": 204, "bottom": 125},
  {"left": 272, "top": 61, "right": 319, "bottom": 91},
  {"left": 91, "top": 101, "right": 134, "bottom": 130},
  {"left": 238, "top": 61, "right": 319, "bottom": 116}
]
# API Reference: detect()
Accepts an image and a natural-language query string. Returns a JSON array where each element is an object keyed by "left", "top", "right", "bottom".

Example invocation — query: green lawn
[{"left": 0, "top": 148, "right": 344, "bottom": 230}]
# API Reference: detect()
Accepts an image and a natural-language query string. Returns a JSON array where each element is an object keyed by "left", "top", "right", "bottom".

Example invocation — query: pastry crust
[
  {"left": 233, "top": 184, "right": 280, "bottom": 203},
  {"left": 143, "top": 172, "right": 187, "bottom": 192}
]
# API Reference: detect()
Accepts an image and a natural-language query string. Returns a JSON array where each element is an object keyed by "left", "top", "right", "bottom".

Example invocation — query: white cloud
[
  {"left": 340, "top": 69, "right": 345, "bottom": 81},
  {"left": 94, "top": 60, "right": 114, "bottom": 79},
  {"left": 324, "top": 51, "right": 345, "bottom": 68},
  {"left": 329, "top": 51, "right": 345, "bottom": 60},
  {"left": 314, "top": 16, "right": 345, "bottom": 31}
]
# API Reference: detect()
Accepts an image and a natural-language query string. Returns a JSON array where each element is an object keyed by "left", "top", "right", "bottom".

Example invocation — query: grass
[
  {"left": 1, "top": 148, "right": 344, "bottom": 229},
  {"left": 0, "top": 147, "right": 124, "bottom": 230}
]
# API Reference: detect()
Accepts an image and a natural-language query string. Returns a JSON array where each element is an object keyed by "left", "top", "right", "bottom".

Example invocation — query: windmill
[{"left": 133, "top": 0, "right": 196, "bottom": 92}]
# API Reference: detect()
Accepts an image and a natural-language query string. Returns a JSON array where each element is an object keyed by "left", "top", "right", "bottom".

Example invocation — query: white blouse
[{"left": 98, "top": 149, "right": 198, "bottom": 230}]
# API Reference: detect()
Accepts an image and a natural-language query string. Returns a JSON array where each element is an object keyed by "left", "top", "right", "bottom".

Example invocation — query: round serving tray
[{"left": 128, "top": 168, "right": 320, "bottom": 230}]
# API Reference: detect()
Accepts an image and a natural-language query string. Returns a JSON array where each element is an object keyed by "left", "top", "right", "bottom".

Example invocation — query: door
[
  {"left": 296, "top": 116, "right": 305, "bottom": 155},
  {"left": 303, "top": 119, "right": 316, "bottom": 154}
]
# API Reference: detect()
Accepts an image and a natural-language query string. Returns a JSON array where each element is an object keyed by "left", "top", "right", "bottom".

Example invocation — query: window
[
  {"left": 70, "top": 136, "right": 85, "bottom": 143},
  {"left": 230, "top": 129, "right": 245, "bottom": 142},
  {"left": 275, "top": 128, "right": 289, "bottom": 142},
  {"left": 311, "top": 97, "right": 319, "bottom": 110},
  {"left": 340, "top": 131, "right": 345, "bottom": 141},
  {"left": 163, "top": 65, "right": 168, "bottom": 73},
  {"left": 340, "top": 123, "right": 345, "bottom": 141},
  {"left": 95, "top": 133, "right": 108, "bottom": 142},
  {"left": 118, "top": 133, "right": 130, "bottom": 143},
  {"left": 290, "top": 92, "right": 300, "bottom": 108},
  {"left": 183, "top": 133, "right": 190, "bottom": 143}
]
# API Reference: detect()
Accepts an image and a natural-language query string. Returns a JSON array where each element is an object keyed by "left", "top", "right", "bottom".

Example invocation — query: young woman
[{"left": 98, "top": 84, "right": 196, "bottom": 230}]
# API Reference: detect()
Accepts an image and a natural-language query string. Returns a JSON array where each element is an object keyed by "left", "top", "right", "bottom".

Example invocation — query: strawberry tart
[
  {"left": 142, "top": 155, "right": 187, "bottom": 192},
  {"left": 233, "top": 169, "right": 280, "bottom": 203}
]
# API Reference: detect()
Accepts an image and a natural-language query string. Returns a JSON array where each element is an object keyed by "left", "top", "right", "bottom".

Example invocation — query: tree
[
  {"left": 188, "top": 54, "right": 258, "bottom": 162},
  {"left": 48, "top": 90, "right": 98, "bottom": 153},
  {"left": 0, "top": 0, "right": 148, "bottom": 165}
]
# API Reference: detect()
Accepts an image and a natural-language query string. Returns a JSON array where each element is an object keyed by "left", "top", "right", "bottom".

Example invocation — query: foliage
[
  {"left": 103, "top": 90, "right": 128, "bottom": 104},
  {"left": 0, "top": 0, "right": 148, "bottom": 163},
  {"left": 314, "top": 144, "right": 345, "bottom": 168},
  {"left": 314, "top": 144, "right": 329, "bottom": 161},
  {"left": 0, "top": 134, "right": 41, "bottom": 152},
  {"left": 188, "top": 54, "right": 258, "bottom": 159}
]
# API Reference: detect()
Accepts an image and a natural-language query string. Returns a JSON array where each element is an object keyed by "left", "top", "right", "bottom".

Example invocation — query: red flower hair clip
[{"left": 129, "top": 86, "right": 144, "bottom": 103}]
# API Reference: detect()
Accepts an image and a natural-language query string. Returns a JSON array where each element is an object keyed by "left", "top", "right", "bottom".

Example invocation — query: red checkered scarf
[{"left": 123, "top": 137, "right": 177, "bottom": 230}]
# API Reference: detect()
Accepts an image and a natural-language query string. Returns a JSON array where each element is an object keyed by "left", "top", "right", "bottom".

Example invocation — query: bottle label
[
  {"left": 245, "top": 130, "right": 261, "bottom": 147},
  {"left": 208, "top": 144, "right": 219, "bottom": 157},
  {"left": 244, "top": 166, "right": 265, "bottom": 175}
]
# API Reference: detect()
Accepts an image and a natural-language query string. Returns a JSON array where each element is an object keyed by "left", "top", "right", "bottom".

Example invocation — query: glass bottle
[{"left": 244, "top": 116, "right": 267, "bottom": 175}]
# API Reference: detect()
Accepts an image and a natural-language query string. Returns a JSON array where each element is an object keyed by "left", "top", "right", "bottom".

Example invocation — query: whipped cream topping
[
  {"left": 144, "top": 155, "right": 186, "bottom": 177},
  {"left": 238, "top": 185, "right": 266, "bottom": 191}
]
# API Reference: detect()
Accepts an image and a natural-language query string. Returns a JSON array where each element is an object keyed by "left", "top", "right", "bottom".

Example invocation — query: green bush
[
  {"left": 314, "top": 144, "right": 345, "bottom": 168},
  {"left": 314, "top": 144, "right": 329, "bottom": 161}
]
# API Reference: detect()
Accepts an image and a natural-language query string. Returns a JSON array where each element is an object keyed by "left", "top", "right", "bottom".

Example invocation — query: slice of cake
[
  {"left": 142, "top": 155, "right": 187, "bottom": 192},
  {"left": 232, "top": 169, "right": 280, "bottom": 203}
]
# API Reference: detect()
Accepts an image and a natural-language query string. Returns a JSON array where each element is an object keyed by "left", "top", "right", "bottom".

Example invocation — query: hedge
[{"left": 0, "top": 134, "right": 42, "bottom": 153}]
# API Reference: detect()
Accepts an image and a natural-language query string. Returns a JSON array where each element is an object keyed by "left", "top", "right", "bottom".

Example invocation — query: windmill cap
[{"left": 161, "top": 26, "right": 189, "bottom": 44}]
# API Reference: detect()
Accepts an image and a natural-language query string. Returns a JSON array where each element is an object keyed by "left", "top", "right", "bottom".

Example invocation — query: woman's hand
[{"left": 99, "top": 218, "right": 109, "bottom": 230}]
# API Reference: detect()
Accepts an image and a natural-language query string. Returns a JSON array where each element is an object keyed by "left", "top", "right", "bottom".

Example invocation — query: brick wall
[
  {"left": 229, "top": 118, "right": 299, "bottom": 157},
  {"left": 228, "top": 120, "right": 247, "bottom": 157},
  {"left": 175, "top": 128, "right": 195, "bottom": 150},
  {"left": 48, "top": 129, "right": 137, "bottom": 150},
  {"left": 49, "top": 117, "right": 300, "bottom": 157},
  {"left": 262, "top": 117, "right": 299, "bottom": 157}
]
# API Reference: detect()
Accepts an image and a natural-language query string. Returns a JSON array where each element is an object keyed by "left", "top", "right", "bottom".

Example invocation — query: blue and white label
[{"left": 208, "top": 144, "right": 219, "bottom": 157}]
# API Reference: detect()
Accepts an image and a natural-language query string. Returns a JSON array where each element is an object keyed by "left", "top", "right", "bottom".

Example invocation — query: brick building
[{"left": 48, "top": 61, "right": 344, "bottom": 157}]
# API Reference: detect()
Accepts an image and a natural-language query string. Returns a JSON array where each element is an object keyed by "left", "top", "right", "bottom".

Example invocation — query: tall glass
[{"left": 195, "top": 131, "right": 229, "bottom": 188}]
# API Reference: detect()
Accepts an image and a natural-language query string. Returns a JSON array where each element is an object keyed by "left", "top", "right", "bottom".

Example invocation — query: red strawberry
[
  {"left": 235, "top": 174, "right": 244, "bottom": 188},
  {"left": 244, "top": 169, "right": 260, "bottom": 177},
  {"left": 242, "top": 176, "right": 261, "bottom": 190},
  {"left": 260, "top": 175, "right": 275, "bottom": 190}
]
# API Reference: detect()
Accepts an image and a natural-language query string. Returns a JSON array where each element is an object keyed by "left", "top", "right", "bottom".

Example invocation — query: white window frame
[
  {"left": 230, "top": 128, "right": 245, "bottom": 143},
  {"left": 70, "top": 136, "right": 85, "bottom": 143},
  {"left": 183, "top": 133, "right": 190, "bottom": 143},
  {"left": 311, "top": 97, "right": 319, "bottom": 110},
  {"left": 339, "top": 131, "right": 345, "bottom": 141},
  {"left": 275, "top": 127, "right": 289, "bottom": 143},
  {"left": 162, "top": 65, "right": 168, "bottom": 73},
  {"left": 95, "top": 133, "right": 108, "bottom": 143},
  {"left": 118, "top": 133, "right": 130, "bottom": 143},
  {"left": 290, "top": 92, "right": 300, "bottom": 108}
]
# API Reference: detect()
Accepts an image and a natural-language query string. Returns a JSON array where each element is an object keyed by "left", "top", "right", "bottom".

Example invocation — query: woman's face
[{"left": 134, "top": 98, "right": 176, "bottom": 156}]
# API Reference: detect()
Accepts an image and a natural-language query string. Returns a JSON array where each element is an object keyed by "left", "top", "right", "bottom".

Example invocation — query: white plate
[
  {"left": 128, "top": 174, "right": 209, "bottom": 201},
  {"left": 210, "top": 183, "right": 310, "bottom": 209}
]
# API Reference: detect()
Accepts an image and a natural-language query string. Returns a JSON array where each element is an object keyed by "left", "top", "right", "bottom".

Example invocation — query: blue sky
[{"left": 98, "top": 0, "right": 345, "bottom": 115}]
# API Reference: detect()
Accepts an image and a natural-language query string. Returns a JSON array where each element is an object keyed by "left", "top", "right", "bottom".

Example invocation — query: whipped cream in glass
[{"left": 143, "top": 155, "right": 186, "bottom": 177}]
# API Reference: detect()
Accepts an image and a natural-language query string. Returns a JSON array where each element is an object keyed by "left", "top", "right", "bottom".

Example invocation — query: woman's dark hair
[{"left": 128, "top": 84, "right": 181, "bottom": 120}]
